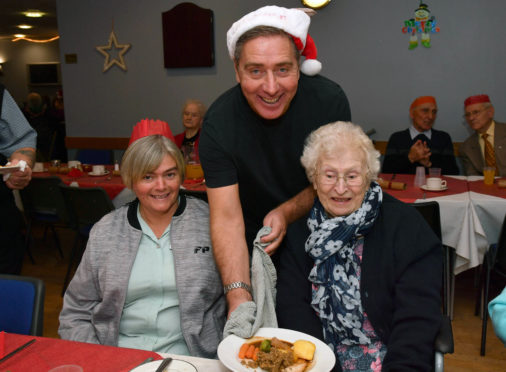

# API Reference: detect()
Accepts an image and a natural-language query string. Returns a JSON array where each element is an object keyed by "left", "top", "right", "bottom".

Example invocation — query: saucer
[
  {"left": 88, "top": 170, "right": 110, "bottom": 177},
  {"left": 421, "top": 184, "right": 448, "bottom": 192}
]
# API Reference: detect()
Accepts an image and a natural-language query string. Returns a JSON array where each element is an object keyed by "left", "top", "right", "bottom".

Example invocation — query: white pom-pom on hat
[{"left": 227, "top": 5, "right": 322, "bottom": 76}]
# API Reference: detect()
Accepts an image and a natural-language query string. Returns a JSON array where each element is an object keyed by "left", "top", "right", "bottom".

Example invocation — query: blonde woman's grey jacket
[{"left": 58, "top": 195, "right": 226, "bottom": 358}]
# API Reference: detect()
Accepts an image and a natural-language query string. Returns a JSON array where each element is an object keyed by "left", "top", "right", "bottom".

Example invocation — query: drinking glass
[
  {"left": 414, "top": 166, "right": 426, "bottom": 187},
  {"left": 483, "top": 167, "right": 495, "bottom": 186}
]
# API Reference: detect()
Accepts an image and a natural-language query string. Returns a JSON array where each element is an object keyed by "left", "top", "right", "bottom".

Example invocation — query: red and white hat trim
[{"left": 227, "top": 6, "right": 322, "bottom": 76}]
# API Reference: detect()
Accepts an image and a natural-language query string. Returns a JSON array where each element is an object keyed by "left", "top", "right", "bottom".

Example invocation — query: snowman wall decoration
[{"left": 402, "top": 2, "right": 440, "bottom": 49}]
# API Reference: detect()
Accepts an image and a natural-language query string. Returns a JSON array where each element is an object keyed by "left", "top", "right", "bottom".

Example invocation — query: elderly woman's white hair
[{"left": 300, "top": 121, "right": 380, "bottom": 185}]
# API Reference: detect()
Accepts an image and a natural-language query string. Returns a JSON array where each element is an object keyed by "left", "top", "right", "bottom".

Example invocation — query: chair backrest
[
  {"left": 58, "top": 184, "right": 115, "bottom": 230},
  {"left": 76, "top": 149, "right": 113, "bottom": 165},
  {"left": 0, "top": 274, "right": 45, "bottom": 336},
  {"left": 20, "top": 176, "right": 68, "bottom": 223},
  {"left": 409, "top": 201, "right": 451, "bottom": 314},
  {"left": 494, "top": 213, "right": 506, "bottom": 273},
  {"left": 409, "top": 201, "right": 442, "bottom": 240}
]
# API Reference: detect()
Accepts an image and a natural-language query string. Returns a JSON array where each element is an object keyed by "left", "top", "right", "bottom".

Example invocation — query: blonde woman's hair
[{"left": 121, "top": 135, "right": 184, "bottom": 189}]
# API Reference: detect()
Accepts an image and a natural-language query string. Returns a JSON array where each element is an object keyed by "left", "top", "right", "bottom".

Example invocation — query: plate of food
[
  {"left": 217, "top": 327, "right": 335, "bottom": 372},
  {"left": 129, "top": 359, "right": 197, "bottom": 372},
  {"left": 0, "top": 164, "right": 21, "bottom": 174}
]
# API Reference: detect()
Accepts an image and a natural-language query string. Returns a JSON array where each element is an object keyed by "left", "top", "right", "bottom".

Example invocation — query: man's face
[
  {"left": 410, "top": 102, "right": 438, "bottom": 132},
  {"left": 464, "top": 103, "right": 494, "bottom": 133},
  {"left": 234, "top": 35, "right": 300, "bottom": 120}
]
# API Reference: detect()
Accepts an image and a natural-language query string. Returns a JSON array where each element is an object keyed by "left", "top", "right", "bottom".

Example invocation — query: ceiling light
[
  {"left": 17, "top": 24, "right": 33, "bottom": 29},
  {"left": 14, "top": 34, "right": 26, "bottom": 38},
  {"left": 302, "top": 0, "right": 331, "bottom": 10},
  {"left": 24, "top": 10, "right": 45, "bottom": 18}
]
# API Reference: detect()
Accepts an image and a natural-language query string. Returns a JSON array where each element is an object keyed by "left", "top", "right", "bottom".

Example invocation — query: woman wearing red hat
[{"left": 59, "top": 120, "right": 226, "bottom": 358}]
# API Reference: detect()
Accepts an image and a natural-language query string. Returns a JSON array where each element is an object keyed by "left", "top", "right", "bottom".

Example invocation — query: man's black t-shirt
[{"left": 200, "top": 74, "right": 351, "bottom": 248}]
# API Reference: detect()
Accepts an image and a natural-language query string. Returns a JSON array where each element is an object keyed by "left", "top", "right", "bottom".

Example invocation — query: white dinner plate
[
  {"left": 0, "top": 165, "right": 21, "bottom": 174},
  {"left": 217, "top": 327, "right": 336, "bottom": 372},
  {"left": 421, "top": 185, "right": 448, "bottom": 192},
  {"left": 88, "top": 170, "right": 110, "bottom": 176},
  {"left": 130, "top": 359, "right": 197, "bottom": 372}
]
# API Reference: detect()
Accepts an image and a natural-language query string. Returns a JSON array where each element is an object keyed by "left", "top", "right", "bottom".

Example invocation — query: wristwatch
[{"left": 223, "top": 281, "right": 252, "bottom": 295}]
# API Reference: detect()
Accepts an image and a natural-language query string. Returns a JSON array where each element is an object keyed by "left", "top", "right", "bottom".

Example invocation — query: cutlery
[
  {"left": 155, "top": 357, "right": 173, "bottom": 372},
  {"left": 128, "top": 357, "right": 155, "bottom": 371},
  {"left": 0, "top": 338, "right": 36, "bottom": 364}
]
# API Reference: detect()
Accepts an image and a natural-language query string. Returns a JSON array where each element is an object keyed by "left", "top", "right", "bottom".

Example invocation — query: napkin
[
  {"left": 0, "top": 331, "right": 4, "bottom": 358},
  {"left": 223, "top": 226, "right": 278, "bottom": 338},
  {"left": 68, "top": 168, "right": 84, "bottom": 177},
  {"left": 377, "top": 177, "right": 407, "bottom": 190},
  {"left": 498, "top": 179, "right": 506, "bottom": 189},
  {"left": 2, "top": 160, "right": 27, "bottom": 182}
]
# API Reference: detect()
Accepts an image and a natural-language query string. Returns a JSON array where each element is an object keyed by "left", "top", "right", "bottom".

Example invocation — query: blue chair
[
  {"left": 76, "top": 149, "right": 113, "bottom": 164},
  {"left": 0, "top": 274, "right": 45, "bottom": 336}
]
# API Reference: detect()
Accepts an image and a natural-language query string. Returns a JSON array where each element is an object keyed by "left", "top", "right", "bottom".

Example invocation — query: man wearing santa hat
[
  {"left": 199, "top": 6, "right": 351, "bottom": 339},
  {"left": 459, "top": 94, "right": 506, "bottom": 176}
]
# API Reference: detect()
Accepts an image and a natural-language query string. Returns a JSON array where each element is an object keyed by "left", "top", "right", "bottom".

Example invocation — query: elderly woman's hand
[{"left": 261, "top": 208, "right": 288, "bottom": 255}]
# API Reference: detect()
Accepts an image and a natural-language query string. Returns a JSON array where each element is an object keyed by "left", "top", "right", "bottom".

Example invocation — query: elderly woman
[
  {"left": 175, "top": 99, "right": 206, "bottom": 162},
  {"left": 300, "top": 122, "right": 442, "bottom": 371},
  {"left": 59, "top": 124, "right": 225, "bottom": 358}
]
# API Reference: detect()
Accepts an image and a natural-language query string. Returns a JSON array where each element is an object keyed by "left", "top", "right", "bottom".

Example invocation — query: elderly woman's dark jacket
[{"left": 360, "top": 192, "right": 442, "bottom": 371}]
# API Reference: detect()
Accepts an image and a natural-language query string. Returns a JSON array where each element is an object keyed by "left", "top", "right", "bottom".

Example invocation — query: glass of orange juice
[
  {"left": 186, "top": 163, "right": 204, "bottom": 180},
  {"left": 483, "top": 166, "right": 496, "bottom": 185}
]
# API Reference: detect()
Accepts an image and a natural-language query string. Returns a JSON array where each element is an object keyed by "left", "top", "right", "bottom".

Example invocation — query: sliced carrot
[
  {"left": 238, "top": 343, "right": 249, "bottom": 359},
  {"left": 252, "top": 346, "right": 260, "bottom": 361},
  {"left": 245, "top": 344, "right": 256, "bottom": 359}
]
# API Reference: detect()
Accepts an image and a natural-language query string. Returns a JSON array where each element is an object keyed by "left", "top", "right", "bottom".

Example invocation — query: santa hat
[
  {"left": 226, "top": 6, "right": 322, "bottom": 76},
  {"left": 464, "top": 94, "right": 491, "bottom": 107},
  {"left": 129, "top": 119, "right": 175, "bottom": 146}
]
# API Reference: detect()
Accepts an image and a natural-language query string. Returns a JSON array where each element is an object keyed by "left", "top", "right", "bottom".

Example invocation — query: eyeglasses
[
  {"left": 317, "top": 170, "right": 365, "bottom": 187},
  {"left": 464, "top": 107, "right": 489, "bottom": 119}
]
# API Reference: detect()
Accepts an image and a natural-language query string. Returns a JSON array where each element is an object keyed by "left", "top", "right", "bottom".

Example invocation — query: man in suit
[
  {"left": 382, "top": 96, "right": 459, "bottom": 175},
  {"left": 459, "top": 94, "right": 506, "bottom": 176}
]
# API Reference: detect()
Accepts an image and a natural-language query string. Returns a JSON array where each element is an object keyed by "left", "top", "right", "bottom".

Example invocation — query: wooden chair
[{"left": 59, "top": 184, "right": 114, "bottom": 296}]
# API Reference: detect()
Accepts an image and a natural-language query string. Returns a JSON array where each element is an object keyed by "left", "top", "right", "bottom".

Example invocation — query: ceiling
[{"left": 0, "top": 0, "right": 58, "bottom": 41}]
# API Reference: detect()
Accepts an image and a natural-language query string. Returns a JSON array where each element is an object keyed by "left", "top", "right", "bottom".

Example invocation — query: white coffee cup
[
  {"left": 68, "top": 160, "right": 81, "bottom": 169},
  {"left": 426, "top": 177, "right": 447, "bottom": 190},
  {"left": 33, "top": 162, "right": 44, "bottom": 172},
  {"left": 92, "top": 165, "right": 105, "bottom": 174}
]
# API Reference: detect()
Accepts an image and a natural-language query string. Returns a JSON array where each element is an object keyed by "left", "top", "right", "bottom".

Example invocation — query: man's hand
[
  {"left": 408, "top": 140, "right": 432, "bottom": 167},
  {"left": 5, "top": 159, "right": 32, "bottom": 190},
  {"left": 261, "top": 208, "right": 288, "bottom": 255}
]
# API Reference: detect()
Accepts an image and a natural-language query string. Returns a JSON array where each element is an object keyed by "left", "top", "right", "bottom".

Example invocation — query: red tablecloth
[
  {"left": 379, "top": 174, "right": 469, "bottom": 203},
  {"left": 33, "top": 170, "right": 125, "bottom": 200},
  {"left": 33, "top": 169, "right": 207, "bottom": 200},
  {"left": 0, "top": 333, "right": 162, "bottom": 372},
  {"left": 467, "top": 178, "right": 506, "bottom": 199}
]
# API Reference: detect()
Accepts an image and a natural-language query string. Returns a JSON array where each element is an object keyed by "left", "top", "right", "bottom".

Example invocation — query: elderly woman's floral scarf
[{"left": 306, "top": 182, "right": 382, "bottom": 347}]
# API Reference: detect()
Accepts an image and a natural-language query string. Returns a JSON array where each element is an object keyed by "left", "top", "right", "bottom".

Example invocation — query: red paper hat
[
  {"left": 410, "top": 96, "right": 436, "bottom": 111},
  {"left": 464, "top": 94, "right": 490, "bottom": 107},
  {"left": 129, "top": 119, "right": 175, "bottom": 146}
]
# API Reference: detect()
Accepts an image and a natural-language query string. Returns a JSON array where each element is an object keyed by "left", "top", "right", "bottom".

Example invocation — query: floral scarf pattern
[{"left": 306, "top": 182, "right": 382, "bottom": 347}]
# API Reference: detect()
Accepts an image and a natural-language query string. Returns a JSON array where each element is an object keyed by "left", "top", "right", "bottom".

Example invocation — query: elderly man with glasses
[{"left": 459, "top": 94, "right": 506, "bottom": 177}]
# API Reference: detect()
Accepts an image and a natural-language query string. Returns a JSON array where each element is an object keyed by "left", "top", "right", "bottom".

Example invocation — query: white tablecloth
[{"left": 419, "top": 176, "right": 506, "bottom": 274}]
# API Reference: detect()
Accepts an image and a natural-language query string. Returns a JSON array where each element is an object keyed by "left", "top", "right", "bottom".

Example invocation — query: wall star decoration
[{"left": 95, "top": 30, "right": 131, "bottom": 72}]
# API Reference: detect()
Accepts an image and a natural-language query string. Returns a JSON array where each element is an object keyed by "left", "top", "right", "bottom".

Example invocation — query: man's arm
[
  {"left": 261, "top": 185, "right": 315, "bottom": 254},
  {"left": 207, "top": 184, "right": 252, "bottom": 317}
]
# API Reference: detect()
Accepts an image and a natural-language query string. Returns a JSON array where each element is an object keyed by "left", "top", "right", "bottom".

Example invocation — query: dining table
[
  {"left": 31, "top": 164, "right": 207, "bottom": 208},
  {"left": 379, "top": 173, "right": 506, "bottom": 274},
  {"left": 0, "top": 332, "right": 229, "bottom": 372}
]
